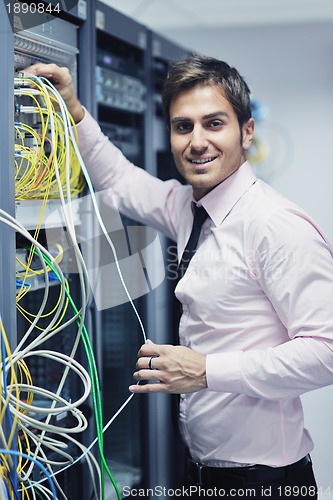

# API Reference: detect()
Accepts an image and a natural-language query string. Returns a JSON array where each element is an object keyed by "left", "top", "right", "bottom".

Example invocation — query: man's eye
[
  {"left": 176, "top": 123, "right": 192, "bottom": 132},
  {"left": 208, "top": 120, "right": 223, "bottom": 128}
]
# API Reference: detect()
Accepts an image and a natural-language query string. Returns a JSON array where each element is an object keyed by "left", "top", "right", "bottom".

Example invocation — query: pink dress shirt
[{"left": 77, "top": 110, "right": 333, "bottom": 468}]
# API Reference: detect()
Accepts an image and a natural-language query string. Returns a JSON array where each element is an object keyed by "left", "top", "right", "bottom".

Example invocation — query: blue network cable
[
  {"left": 0, "top": 449, "right": 57, "bottom": 498},
  {"left": 0, "top": 314, "right": 18, "bottom": 491}
]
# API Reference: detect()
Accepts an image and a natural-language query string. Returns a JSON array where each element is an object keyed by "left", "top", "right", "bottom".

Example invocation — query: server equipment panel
[
  {"left": 14, "top": 18, "right": 81, "bottom": 230},
  {"left": 94, "top": 27, "right": 147, "bottom": 500},
  {"left": 3, "top": 6, "right": 97, "bottom": 499}
]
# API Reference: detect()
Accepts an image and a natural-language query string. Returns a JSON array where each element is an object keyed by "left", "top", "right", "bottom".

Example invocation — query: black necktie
[
  {"left": 177, "top": 204, "right": 209, "bottom": 279},
  {"left": 171, "top": 204, "right": 209, "bottom": 437}
]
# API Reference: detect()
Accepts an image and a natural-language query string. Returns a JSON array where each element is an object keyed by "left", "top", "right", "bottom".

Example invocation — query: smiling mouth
[{"left": 189, "top": 157, "right": 217, "bottom": 165}]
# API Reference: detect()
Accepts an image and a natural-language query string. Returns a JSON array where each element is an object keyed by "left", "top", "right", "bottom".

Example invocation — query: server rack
[
  {"left": 1, "top": 1, "right": 191, "bottom": 497},
  {"left": 92, "top": 4, "right": 148, "bottom": 497},
  {"left": 88, "top": 4, "right": 191, "bottom": 496},
  {"left": 0, "top": 1, "right": 98, "bottom": 498},
  {"left": 14, "top": 10, "right": 89, "bottom": 498}
]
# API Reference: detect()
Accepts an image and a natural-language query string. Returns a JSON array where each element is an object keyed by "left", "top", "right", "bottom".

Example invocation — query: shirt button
[
  {"left": 204, "top": 228, "right": 211, "bottom": 236},
  {"left": 182, "top": 305, "right": 188, "bottom": 314}
]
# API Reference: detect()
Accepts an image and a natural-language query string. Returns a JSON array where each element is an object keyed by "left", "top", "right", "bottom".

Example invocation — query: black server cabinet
[
  {"left": 92, "top": 3, "right": 149, "bottom": 498},
  {"left": 90, "top": 3, "right": 192, "bottom": 498},
  {"left": 1, "top": 2, "right": 99, "bottom": 499},
  {"left": 80, "top": 5, "right": 193, "bottom": 496}
]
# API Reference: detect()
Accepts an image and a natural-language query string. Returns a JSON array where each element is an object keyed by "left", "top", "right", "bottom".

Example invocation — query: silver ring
[{"left": 148, "top": 356, "right": 157, "bottom": 370}]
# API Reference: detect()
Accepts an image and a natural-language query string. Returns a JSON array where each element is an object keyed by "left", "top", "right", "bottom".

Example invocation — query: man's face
[{"left": 169, "top": 84, "right": 254, "bottom": 200}]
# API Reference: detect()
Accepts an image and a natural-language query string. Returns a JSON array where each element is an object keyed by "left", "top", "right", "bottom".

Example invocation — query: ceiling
[{"left": 99, "top": 0, "right": 333, "bottom": 35}]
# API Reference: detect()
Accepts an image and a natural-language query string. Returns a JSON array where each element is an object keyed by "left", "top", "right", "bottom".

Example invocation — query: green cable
[
  {"left": 45, "top": 253, "right": 120, "bottom": 499},
  {"left": 43, "top": 253, "right": 120, "bottom": 499},
  {"left": 30, "top": 486, "right": 44, "bottom": 499},
  {"left": 32, "top": 249, "right": 122, "bottom": 499}
]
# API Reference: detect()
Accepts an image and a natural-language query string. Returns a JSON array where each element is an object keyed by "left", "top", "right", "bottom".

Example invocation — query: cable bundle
[
  {"left": 0, "top": 210, "right": 98, "bottom": 499},
  {"left": 14, "top": 77, "right": 85, "bottom": 201},
  {"left": 0, "top": 74, "right": 148, "bottom": 499}
]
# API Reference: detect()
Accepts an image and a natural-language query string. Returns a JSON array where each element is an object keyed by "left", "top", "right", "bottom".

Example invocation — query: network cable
[
  {"left": 2, "top": 72, "right": 152, "bottom": 499},
  {"left": 13, "top": 76, "right": 118, "bottom": 498}
]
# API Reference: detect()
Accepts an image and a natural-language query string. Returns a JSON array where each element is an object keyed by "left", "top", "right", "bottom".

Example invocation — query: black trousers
[{"left": 184, "top": 455, "right": 318, "bottom": 500}]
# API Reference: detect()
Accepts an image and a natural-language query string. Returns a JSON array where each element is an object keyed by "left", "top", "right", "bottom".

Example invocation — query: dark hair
[{"left": 161, "top": 54, "right": 252, "bottom": 128}]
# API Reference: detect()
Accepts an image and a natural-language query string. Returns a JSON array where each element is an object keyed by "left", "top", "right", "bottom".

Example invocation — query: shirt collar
[{"left": 193, "top": 161, "right": 257, "bottom": 227}]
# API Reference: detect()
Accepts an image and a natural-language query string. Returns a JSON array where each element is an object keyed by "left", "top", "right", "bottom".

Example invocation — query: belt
[{"left": 187, "top": 455, "right": 311, "bottom": 487}]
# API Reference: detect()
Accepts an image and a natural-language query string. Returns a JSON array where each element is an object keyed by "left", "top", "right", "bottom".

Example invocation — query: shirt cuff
[{"left": 206, "top": 351, "right": 243, "bottom": 393}]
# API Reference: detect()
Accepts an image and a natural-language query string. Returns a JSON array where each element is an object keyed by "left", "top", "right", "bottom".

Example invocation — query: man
[{"left": 25, "top": 56, "right": 333, "bottom": 498}]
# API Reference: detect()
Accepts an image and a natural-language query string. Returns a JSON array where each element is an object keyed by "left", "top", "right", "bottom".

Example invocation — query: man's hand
[
  {"left": 129, "top": 339, "right": 207, "bottom": 394},
  {"left": 22, "top": 63, "right": 85, "bottom": 124}
]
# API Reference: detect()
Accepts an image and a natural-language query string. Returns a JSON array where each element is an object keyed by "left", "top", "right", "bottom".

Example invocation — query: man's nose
[{"left": 189, "top": 126, "right": 208, "bottom": 152}]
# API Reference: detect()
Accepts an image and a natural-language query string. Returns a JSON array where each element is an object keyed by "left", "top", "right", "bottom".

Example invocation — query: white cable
[
  {"left": 18, "top": 424, "right": 101, "bottom": 496},
  {"left": 42, "top": 391, "right": 135, "bottom": 482},
  {"left": 14, "top": 88, "right": 41, "bottom": 96},
  {"left": 0, "top": 476, "right": 10, "bottom": 500},
  {"left": 12, "top": 76, "right": 146, "bottom": 492},
  {"left": 0, "top": 206, "right": 68, "bottom": 354},
  {"left": 1, "top": 76, "right": 94, "bottom": 496},
  {"left": 18, "top": 426, "right": 75, "bottom": 466},
  {"left": 6, "top": 75, "right": 149, "bottom": 495},
  {"left": 12, "top": 76, "right": 92, "bottom": 482},
  {"left": 23, "top": 479, "right": 37, "bottom": 500},
  {"left": 0, "top": 211, "right": 68, "bottom": 353},
  {"left": 0, "top": 201, "right": 87, "bottom": 480},
  {"left": 40, "top": 76, "right": 148, "bottom": 343},
  {"left": 8, "top": 350, "right": 91, "bottom": 411},
  {"left": 35, "top": 77, "right": 90, "bottom": 310}
]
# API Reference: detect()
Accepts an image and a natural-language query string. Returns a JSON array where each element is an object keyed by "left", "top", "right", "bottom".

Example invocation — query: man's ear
[{"left": 242, "top": 118, "right": 255, "bottom": 150}]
